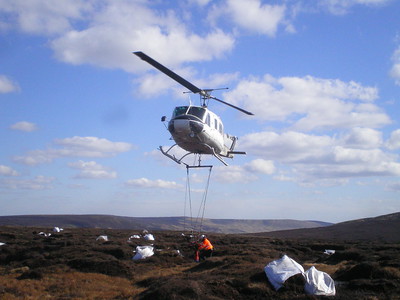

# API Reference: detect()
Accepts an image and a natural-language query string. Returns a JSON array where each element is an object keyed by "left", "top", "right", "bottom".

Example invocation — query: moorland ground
[{"left": 0, "top": 226, "right": 400, "bottom": 299}]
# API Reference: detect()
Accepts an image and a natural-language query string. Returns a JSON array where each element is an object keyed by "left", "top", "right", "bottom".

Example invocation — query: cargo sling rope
[{"left": 183, "top": 164, "right": 212, "bottom": 237}]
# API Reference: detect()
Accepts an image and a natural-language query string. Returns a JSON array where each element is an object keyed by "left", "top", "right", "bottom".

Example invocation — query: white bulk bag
[
  {"left": 143, "top": 234, "right": 155, "bottom": 241},
  {"left": 38, "top": 232, "right": 51, "bottom": 237},
  {"left": 133, "top": 246, "right": 154, "bottom": 260},
  {"left": 96, "top": 235, "right": 108, "bottom": 241},
  {"left": 304, "top": 266, "right": 336, "bottom": 296},
  {"left": 264, "top": 255, "right": 305, "bottom": 290}
]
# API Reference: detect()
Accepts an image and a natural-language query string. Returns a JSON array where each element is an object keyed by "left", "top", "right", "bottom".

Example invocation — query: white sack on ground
[
  {"left": 38, "top": 232, "right": 51, "bottom": 237},
  {"left": 304, "top": 266, "right": 336, "bottom": 296},
  {"left": 133, "top": 246, "right": 154, "bottom": 260},
  {"left": 264, "top": 255, "right": 305, "bottom": 290},
  {"left": 144, "top": 234, "right": 155, "bottom": 241},
  {"left": 53, "top": 227, "right": 63, "bottom": 232},
  {"left": 324, "top": 249, "right": 335, "bottom": 255},
  {"left": 127, "top": 234, "right": 141, "bottom": 242},
  {"left": 96, "top": 235, "right": 108, "bottom": 241},
  {"left": 0, "top": 242, "right": 5, "bottom": 246}
]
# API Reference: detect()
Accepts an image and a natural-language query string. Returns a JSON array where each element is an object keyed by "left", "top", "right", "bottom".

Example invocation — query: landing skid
[
  {"left": 210, "top": 147, "right": 228, "bottom": 166},
  {"left": 159, "top": 144, "right": 229, "bottom": 166},
  {"left": 159, "top": 145, "right": 191, "bottom": 166}
]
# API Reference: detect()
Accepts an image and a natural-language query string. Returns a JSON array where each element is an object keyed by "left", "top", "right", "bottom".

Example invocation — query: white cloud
[
  {"left": 13, "top": 149, "right": 54, "bottom": 165},
  {"left": 124, "top": 177, "right": 182, "bottom": 189},
  {"left": 0, "top": 0, "right": 393, "bottom": 77},
  {"left": 240, "top": 130, "right": 400, "bottom": 182},
  {"left": 189, "top": 0, "right": 212, "bottom": 6},
  {"left": 225, "top": 75, "right": 389, "bottom": 131},
  {"left": 13, "top": 136, "right": 133, "bottom": 165},
  {"left": 52, "top": 27, "right": 234, "bottom": 73},
  {"left": 341, "top": 127, "right": 383, "bottom": 149},
  {"left": 0, "top": 165, "right": 19, "bottom": 176},
  {"left": 355, "top": 0, "right": 392, "bottom": 3},
  {"left": 302, "top": 146, "right": 400, "bottom": 179},
  {"left": 50, "top": 2, "right": 234, "bottom": 72},
  {"left": 10, "top": 121, "right": 38, "bottom": 132},
  {"left": 54, "top": 136, "right": 132, "bottom": 154},
  {"left": 214, "top": 165, "right": 257, "bottom": 183},
  {"left": 213, "top": 158, "right": 275, "bottom": 183},
  {"left": 386, "top": 129, "right": 400, "bottom": 150},
  {"left": 273, "top": 173, "right": 295, "bottom": 182},
  {"left": 134, "top": 67, "right": 195, "bottom": 98},
  {"left": 0, "top": 0, "right": 91, "bottom": 35},
  {"left": 68, "top": 160, "right": 117, "bottom": 179},
  {"left": 241, "top": 131, "right": 334, "bottom": 163},
  {"left": 333, "top": 146, "right": 392, "bottom": 165},
  {"left": 243, "top": 159, "right": 275, "bottom": 175},
  {"left": 320, "top": 0, "right": 392, "bottom": 14},
  {"left": 0, "top": 75, "right": 19, "bottom": 93},
  {"left": 390, "top": 47, "right": 400, "bottom": 86},
  {"left": 1, "top": 1, "right": 235, "bottom": 71},
  {"left": 1, "top": 175, "right": 54, "bottom": 190},
  {"left": 216, "top": 0, "right": 287, "bottom": 36}
]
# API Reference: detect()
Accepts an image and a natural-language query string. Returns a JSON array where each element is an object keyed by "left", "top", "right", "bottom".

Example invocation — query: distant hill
[
  {"left": 260, "top": 212, "right": 400, "bottom": 242},
  {"left": 0, "top": 214, "right": 331, "bottom": 234}
]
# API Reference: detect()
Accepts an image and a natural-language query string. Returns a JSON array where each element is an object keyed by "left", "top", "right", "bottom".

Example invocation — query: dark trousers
[{"left": 199, "top": 249, "right": 213, "bottom": 260}]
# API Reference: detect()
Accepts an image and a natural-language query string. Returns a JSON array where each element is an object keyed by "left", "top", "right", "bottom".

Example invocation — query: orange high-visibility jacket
[{"left": 198, "top": 238, "right": 213, "bottom": 250}]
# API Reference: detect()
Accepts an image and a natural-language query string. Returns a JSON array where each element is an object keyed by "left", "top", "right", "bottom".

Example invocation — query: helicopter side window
[
  {"left": 219, "top": 122, "right": 223, "bottom": 134},
  {"left": 214, "top": 119, "right": 218, "bottom": 130},
  {"left": 173, "top": 106, "right": 189, "bottom": 117},
  {"left": 205, "top": 113, "right": 210, "bottom": 126},
  {"left": 187, "top": 107, "right": 206, "bottom": 120}
]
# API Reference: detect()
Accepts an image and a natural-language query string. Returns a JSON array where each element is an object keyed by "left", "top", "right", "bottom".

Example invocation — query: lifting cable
[{"left": 183, "top": 164, "right": 213, "bottom": 237}]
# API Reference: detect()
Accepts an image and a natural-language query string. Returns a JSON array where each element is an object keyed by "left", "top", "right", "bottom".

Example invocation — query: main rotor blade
[
  {"left": 134, "top": 51, "right": 202, "bottom": 94},
  {"left": 134, "top": 51, "right": 254, "bottom": 116},
  {"left": 210, "top": 96, "right": 254, "bottom": 115}
]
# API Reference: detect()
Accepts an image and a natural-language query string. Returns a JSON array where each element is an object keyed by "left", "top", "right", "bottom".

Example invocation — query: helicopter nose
[
  {"left": 189, "top": 121, "right": 203, "bottom": 133},
  {"left": 168, "top": 119, "right": 203, "bottom": 135}
]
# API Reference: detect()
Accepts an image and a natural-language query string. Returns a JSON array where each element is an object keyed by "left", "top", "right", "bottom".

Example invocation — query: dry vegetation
[{"left": 1, "top": 226, "right": 400, "bottom": 299}]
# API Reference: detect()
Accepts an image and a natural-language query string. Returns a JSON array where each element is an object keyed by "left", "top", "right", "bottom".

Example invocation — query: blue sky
[{"left": 1, "top": 0, "right": 400, "bottom": 223}]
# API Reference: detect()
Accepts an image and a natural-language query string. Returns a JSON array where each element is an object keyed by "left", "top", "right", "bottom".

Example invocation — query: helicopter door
[{"left": 206, "top": 113, "right": 224, "bottom": 142}]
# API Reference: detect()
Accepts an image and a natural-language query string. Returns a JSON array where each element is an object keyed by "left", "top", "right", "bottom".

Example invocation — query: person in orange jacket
[{"left": 195, "top": 234, "right": 213, "bottom": 262}]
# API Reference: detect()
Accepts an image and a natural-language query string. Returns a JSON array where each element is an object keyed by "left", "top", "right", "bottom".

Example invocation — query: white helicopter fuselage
[
  {"left": 134, "top": 51, "right": 252, "bottom": 166},
  {"left": 167, "top": 105, "right": 231, "bottom": 157}
]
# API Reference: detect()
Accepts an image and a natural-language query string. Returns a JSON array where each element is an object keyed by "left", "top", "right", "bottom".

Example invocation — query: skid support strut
[{"left": 159, "top": 143, "right": 229, "bottom": 167}]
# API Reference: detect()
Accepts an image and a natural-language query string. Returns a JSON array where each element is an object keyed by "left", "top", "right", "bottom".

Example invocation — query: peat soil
[{"left": 0, "top": 226, "right": 399, "bottom": 299}]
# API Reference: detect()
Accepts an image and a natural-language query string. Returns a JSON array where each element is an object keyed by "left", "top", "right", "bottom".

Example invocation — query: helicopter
[{"left": 134, "top": 51, "right": 253, "bottom": 166}]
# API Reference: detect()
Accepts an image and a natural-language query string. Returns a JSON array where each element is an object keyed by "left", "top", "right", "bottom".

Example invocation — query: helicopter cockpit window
[
  {"left": 187, "top": 106, "right": 206, "bottom": 120},
  {"left": 172, "top": 106, "right": 189, "bottom": 117}
]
